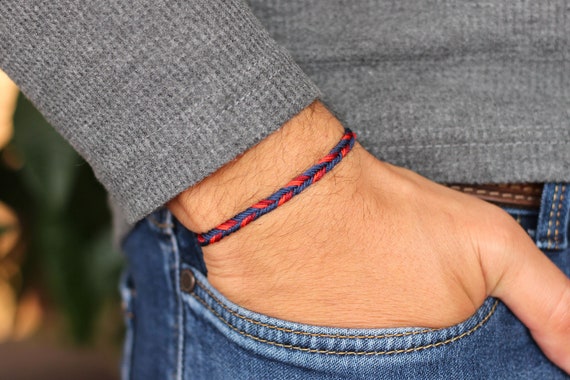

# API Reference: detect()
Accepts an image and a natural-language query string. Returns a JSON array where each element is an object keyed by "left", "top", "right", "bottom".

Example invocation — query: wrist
[{"left": 167, "top": 100, "right": 347, "bottom": 235}]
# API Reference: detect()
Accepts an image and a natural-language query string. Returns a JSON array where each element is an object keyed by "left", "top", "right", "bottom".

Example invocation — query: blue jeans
[{"left": 119, "top": 183, "right": 570, "bottom": 379}]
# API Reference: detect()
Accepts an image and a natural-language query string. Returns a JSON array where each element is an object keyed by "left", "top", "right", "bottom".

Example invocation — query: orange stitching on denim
[
  {"left": 189, "top": 293, "right": 499, "bottom": 355},
  {"left": 546, "top": 185, "right": 559, "bottom": 249},
  {"left": 147, "top": 216, "right": 174, "bottom": 229},
  {"left": 192, "top": 281, "right": 435, "bottom": 339},
  {"left": 554, "top": 188, "right": 566, "bottom": 249}
]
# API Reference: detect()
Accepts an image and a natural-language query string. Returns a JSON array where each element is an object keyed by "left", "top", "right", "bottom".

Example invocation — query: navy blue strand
[{"left": 197, "top": 128, "right": 356, "bottom": 246}]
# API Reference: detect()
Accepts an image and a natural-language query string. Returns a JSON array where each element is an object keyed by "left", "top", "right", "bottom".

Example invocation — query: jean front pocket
[{"left": 178, "top": 264, "right": 566, "bottom": 379}]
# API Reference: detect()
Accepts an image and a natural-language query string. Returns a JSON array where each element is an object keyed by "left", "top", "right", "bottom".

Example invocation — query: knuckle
[
  {"left": 492, "top": 207, "right": 524, "bottom": 238},
  {"left": 484, "top": 208, "right": 520, "bottom": 250}
]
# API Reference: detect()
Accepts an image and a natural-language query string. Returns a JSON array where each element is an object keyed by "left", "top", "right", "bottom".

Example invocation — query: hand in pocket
[{"left": 168, "top": 103, "right": 570, "bottom": 373}]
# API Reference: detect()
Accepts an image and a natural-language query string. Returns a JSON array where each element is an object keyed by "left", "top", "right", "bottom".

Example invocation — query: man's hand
[{"left": 168, "top": 101, "right": 570, "bottom": 373}]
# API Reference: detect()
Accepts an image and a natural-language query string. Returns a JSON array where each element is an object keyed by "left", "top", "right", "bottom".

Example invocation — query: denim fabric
[{"left": 120, "top": 183, "right": 570, "bottom": 379}]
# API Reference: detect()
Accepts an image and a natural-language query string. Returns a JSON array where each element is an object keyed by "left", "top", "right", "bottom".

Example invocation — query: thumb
[{"left": 485, "top": 225, "right": 570, "bottom": 374}]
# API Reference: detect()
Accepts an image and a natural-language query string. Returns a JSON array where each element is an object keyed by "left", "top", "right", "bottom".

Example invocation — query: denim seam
[
  {"left": 546, "top": 185, "right": 558, "bottom": 249},
  {"left": 160, "top": 211, "right": 185, "bottom": 380},
  {"left": 119, "top": 271, "right": 134, "bottom": 380},
  {"left": 191, "top": 278, "right": 499, "bottom": 341},
  {"left": 193, "top": 280, "right": 435, "bottom": 339},
  {"left": 173, "top": 244, "right": 185, "bottom": 380},
  {"left": 545, "top": 184, "right": 567, "bottom": 249},
  {"left": 554, "top": 185, "right": 566, "bottom": 249},
  {"left": 189, "top": 292, "right": 499, "bottom": 355}
]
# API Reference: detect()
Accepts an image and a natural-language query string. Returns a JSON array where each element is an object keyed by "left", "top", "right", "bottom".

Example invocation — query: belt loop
[{"left": 535, "top": 183, "right": 570, "bottom": 250}]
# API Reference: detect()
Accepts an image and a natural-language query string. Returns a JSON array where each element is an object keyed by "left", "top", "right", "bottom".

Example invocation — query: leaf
[{"left": 11, "top": 94, "right": 80, "bottom": 214}]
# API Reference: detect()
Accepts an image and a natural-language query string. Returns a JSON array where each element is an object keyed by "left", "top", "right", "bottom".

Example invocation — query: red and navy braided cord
[{"left": 196, "top": 128, "right": 357, "bottom": 246}]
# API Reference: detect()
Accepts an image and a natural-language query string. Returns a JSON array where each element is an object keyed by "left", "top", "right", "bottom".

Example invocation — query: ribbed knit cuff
[{"left": 111, "top": 61, "right": 321, "bottom": 223}]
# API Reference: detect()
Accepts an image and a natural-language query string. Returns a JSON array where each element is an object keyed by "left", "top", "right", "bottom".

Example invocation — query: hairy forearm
[{"left": 167, "top": 100, "right": 346, "bottom": 234}]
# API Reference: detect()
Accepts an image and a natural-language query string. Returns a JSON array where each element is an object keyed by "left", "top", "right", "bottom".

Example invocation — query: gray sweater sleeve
[{"left": 0, "top": 0, "right": 321, "bottom": 223}]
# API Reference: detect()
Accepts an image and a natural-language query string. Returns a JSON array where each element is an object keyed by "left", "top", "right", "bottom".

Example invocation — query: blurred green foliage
[{"left": 0, "top": 94, "right": 124, "bottom": 344}]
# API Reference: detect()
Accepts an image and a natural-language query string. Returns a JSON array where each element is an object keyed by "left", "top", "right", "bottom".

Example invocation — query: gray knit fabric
[
  {"left": 1, "top": 1, "right": 569, "bottom": 239},
  {"left": 0, "top": 0, "right": 321, "bottom": 224},
  {"left": 255, "top": 1, "right": 570, "bottom": 184}
]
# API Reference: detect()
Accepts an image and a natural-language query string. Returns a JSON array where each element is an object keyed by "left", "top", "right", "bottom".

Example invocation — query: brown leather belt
[{"left": 446, "top": 183, "right": 544, "bottom": 208}]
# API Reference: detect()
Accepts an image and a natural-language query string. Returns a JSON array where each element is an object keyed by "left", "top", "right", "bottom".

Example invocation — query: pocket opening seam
[
  {"left": 195, "top": 281, "right": 439, "bottom": 339},
  {"left": 189, "top": 284, "right": 500, "bottom": 355}
]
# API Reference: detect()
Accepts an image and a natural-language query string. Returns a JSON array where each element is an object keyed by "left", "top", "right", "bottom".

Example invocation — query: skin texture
[{"left": 168, "top": 101, "right": 570, "bottom": 374}]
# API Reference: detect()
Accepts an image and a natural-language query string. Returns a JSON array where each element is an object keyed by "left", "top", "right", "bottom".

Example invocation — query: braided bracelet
[{"left": 196, "top": 127, "right": 357, "bottom": 246}]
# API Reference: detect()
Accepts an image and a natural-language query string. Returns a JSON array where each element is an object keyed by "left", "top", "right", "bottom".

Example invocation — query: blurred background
[{"left": 0, "top": 70, "right": 123, "bottom": 379}]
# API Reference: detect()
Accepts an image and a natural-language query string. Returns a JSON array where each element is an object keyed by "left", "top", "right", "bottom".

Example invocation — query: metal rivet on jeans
[{"left": 180, "top": 269, "right": 196, "bottom": 293}]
